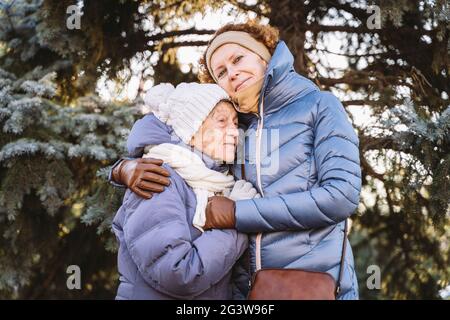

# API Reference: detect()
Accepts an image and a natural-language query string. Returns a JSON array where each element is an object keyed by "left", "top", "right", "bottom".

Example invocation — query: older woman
[
  {"left": 111, "top": 22, "right": 361, "bottom": 299},
  {"left": 112, "top": 82, "right": 259, "bottom": 300}
]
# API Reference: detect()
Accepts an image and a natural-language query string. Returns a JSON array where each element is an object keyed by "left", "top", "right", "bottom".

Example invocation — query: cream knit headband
[{"left": 205, "top": 31, "right": 272, "bottom": 82}]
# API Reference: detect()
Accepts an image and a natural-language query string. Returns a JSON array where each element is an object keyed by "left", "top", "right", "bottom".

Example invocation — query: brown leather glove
[
  {"left": 204, "top": 196, "right": 236, "bottom": 230},
  {"left": 112, "top": 158, "right": 171, "bottom": 199}
]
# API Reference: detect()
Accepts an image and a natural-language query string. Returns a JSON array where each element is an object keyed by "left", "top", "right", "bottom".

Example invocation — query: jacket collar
[{"left": 258, "top": 41, "right": 319, "bottom": 115}]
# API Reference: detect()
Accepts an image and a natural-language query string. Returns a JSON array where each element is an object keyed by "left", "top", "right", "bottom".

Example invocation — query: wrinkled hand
[
  {"left": 223, "top": 180, "right": 261, "bottom": 201},
  {"left": 112, "top": 158, "right": 170, "bottom": 199},
  {"left": 204, "top": 196, "right": 236, "bottom": 230}
]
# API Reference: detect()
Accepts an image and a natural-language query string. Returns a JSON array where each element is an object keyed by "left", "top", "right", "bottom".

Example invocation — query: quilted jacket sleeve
[
  {"left": 235, "top": 92, "right": 362, "bottom": 232},
  {"left": 107, "top": 113, "right": 176, "bottom": 188},
  {"left": 126, "top": 114, "right": 175, "bottom": 157},
  {"left": 124, "top": 168, "right": 248, "bottom": 299}
]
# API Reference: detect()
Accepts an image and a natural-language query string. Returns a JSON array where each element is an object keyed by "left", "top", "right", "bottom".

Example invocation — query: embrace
[{"left": 109, "top": 21, "right": 361, "bottom": 300}]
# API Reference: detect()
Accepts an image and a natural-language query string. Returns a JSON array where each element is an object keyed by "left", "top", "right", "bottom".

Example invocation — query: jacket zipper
[
  {"left": 248, "top": 77, "right": 270, "bottom": 291},
  {"left": 255, "top": 95, "right": 265, "bottom": 273}
]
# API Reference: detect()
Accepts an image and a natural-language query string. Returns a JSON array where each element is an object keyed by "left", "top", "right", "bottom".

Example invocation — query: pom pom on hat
[{"left": 144, "top": 83, "right": 175, "bottom": 122}]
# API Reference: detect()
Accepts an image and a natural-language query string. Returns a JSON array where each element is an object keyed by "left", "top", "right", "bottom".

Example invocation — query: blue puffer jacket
[
  {"left": 234, "top": 41, "right": 361, "bottom": 299},
  {"left": 112, "top": 118, "right": 248, "bottom": 299},
  {"left": 125, "top": 41, "right": 361, "bottom": 299}
]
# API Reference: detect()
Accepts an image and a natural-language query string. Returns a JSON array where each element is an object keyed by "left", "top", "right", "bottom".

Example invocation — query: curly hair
[{"left": 198, "top": 21, "right": 280, "bottom": 83}]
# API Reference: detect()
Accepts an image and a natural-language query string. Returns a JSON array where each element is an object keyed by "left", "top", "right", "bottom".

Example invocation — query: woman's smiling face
[{"left": 210, "top": 43, "right": 267, "bottom": 97}]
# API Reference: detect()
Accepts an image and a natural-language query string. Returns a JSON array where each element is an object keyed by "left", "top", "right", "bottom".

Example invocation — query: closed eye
[{"left": 217, "top": 69, "right": 226, "bottom": 79}]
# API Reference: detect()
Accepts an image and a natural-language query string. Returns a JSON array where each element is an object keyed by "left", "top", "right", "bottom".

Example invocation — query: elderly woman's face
[
  {"left": 190, "top": 101, "right": 239, "bottom": 163},
  {"left": 210, "top": 43, "right": 267, "bottom": 96}
]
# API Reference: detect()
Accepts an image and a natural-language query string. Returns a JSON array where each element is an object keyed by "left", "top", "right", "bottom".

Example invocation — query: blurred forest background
[{"left": 0, "top": 0, "right": 448, "bottom": 299}]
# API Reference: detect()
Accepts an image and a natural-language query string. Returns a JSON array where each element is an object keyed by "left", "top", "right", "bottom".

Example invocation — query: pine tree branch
[
  {"left": 316, "top": 76, "right": 379, "bottom": 86},
  {"left": 158, "top": 40, "right": 209, "bottom": 51},
  {"left": 317, "top": 71, "right": 400, "bottom": 88},
  {"left": 361, "top": 136, "right": 395, "bottom": 152},
  {"left": 323, "top": 0, "right": 436, "bottom": 36},
  {"left": 323, "top": 0, "right": 372, "bottom": 24},
  {"left": 314, "top": 47, "right": 390, "bottom": 58},
  {"left": 342, "top": 99, "right": 376, "bottom": 106},
  {"left": 159, "top": 0, "right": 186, "bottom": 11},
  {"left": 351, "top": 225, "right": 390, "bottom": 250},
  {"left": 361, "top": 154, "right": 385, "bottom": 181},
  {"left": 1, "top": 0, "right": 18, "bottom": 34},
  {"left": 225, "top": 0, "right": 269, "bottom": 17},
  {"left": 306, "top": 23, "right": 378, "bottom": 34},
  {"left": 309, "top": 2, "right": 436, "bottom": 36},
  {"left": 147, "top": 28, "right": 215, "bottom": 42}
]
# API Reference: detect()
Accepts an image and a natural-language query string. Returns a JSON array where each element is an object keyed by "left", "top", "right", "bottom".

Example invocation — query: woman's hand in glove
[
  {"left": 222, "top": 180, "right": 261, "bottom": 201},
  {"left": 112, "top": 158, "right": 170, "bottom": 199}
]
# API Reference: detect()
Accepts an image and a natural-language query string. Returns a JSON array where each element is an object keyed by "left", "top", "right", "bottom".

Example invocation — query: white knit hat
[{"left": 144, "top": 82, "right": 231, "bottom": 144}]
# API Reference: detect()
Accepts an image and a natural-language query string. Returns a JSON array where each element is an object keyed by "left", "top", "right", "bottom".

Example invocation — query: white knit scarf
[{"left": 143, "top": 143, "right": 235, "bottom": 232}]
